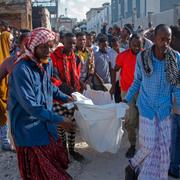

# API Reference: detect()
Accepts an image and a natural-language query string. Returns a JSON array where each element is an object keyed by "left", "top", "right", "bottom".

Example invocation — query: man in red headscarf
[{"left": 8, "top": 27, "right": 74, "bottom": 180}]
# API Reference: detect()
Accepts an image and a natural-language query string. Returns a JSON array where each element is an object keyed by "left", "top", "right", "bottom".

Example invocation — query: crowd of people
[{"left": 0, "top": 19, "right": 180, "bottom": 180}]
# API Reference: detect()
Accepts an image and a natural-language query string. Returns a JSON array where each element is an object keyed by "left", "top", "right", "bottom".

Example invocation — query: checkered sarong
[
  {"left": 131, "top": 116, "right": 171, "bottom": 180},
  {"left": 53, "top": 102, "right": 76, "bottom": 152}
]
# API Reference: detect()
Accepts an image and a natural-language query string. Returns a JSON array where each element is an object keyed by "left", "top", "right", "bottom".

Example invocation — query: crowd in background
[{"left": 0, "top": 18, "right": 180, "bottom": 180}]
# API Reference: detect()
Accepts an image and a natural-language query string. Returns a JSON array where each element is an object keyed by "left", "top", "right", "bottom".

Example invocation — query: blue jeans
[{"left": 169, "top": 114, "right": 180, "bottom": 177}]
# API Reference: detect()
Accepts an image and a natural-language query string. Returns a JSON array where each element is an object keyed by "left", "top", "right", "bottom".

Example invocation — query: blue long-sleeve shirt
[
  {"left": 8, "top": 59, "right": 68, "bottom": 147},
  {"left": 125, "top": 51, "right": 180, "bottom": 121}
]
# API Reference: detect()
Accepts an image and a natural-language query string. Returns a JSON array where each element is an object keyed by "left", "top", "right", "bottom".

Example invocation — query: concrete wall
[
  {"left": 146, "top": 0, "right": 160, "bottom": 15},
  {"left": 58, "top": 17, "right": 77, "bottom": 32},
  {"left": 152, "top": 9, "right": 174, "bottom": 27},
  {"left": 174, "top": 5, "right": 180, "bottom": 25}
]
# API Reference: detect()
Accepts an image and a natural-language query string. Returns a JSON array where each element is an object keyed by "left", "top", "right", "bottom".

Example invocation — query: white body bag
[{"left": 72, "top": 91, "right": 128, "bottom": 153}]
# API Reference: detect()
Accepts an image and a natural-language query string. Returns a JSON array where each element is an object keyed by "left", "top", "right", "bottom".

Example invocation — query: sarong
[
  {"left": 16, "top": 136, "right": 71, "bottom": 180},
  {"left": 131, "top": 116, "right": 171, "bottom": 180},
  {"left": 53, "top": 101, "right": 76, "bottom": 151}
]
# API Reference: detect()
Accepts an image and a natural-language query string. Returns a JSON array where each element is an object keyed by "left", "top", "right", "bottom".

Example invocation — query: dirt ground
[{"left": 0, "top": 132, "right": 176, "bottom": 180}]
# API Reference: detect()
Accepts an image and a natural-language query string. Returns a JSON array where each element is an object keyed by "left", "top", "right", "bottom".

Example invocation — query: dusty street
[{"left": 0, "top": 132, "right": 176, "bottom": 180}]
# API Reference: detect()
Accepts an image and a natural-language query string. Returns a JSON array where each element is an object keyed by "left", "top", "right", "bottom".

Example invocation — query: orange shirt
[{"left": 116, "top": 49, "right": 137, "bottom": 92}]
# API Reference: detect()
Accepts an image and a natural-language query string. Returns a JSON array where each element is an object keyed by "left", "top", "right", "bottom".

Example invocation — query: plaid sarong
[
  {"left": 131, "top": 116, "right": 171, "bottom": 180},
  {"left": 16, "top": 136, "right": 71, "bottom": 180},
  {"left": 53, "top": 102, "right": 76, "bottom": 152}
]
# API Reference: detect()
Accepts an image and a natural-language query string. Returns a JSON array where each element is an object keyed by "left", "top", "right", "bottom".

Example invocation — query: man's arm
[
  {"left": 109, "top": 53, "right": 121, "bottom": 95},
  {"left": 173, "top": 85, "right": 180, "bottom": 109},
  {"left": 0, "top": 57, "right": 12, "bottom": 82},
  {"left": 109, "top": 65, "right": 120, "bottom": 95},
  {"left": 172, "top": 52, "right": 180, "bottom": 109},
  {"left": 52, "top": 83, "right": 71, "bottom": 102}
]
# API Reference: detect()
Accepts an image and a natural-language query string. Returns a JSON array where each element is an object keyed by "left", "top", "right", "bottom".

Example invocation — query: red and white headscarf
[
  {"left": 26, "top": 27, "right": 55, "bottom": 53},
  {"left": 17, "top": 27, "right": 55, "bottom": 61}
]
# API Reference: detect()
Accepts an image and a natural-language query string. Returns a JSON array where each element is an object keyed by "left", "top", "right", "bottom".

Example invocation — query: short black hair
[
  {"left": 97, "top": 34, "right": 108, "bottom": 43},
  {"left": 129, "top": 33, "right": 142, "bottom": 42},
  {"left": 63, "top": 32, "right": 76, "bottom": 39},
  {"left": 20, "top": 29, "right": 30, "bottom": 34},
  {"left": 111, "top": 36, "right": 120, "bottom": 43},
  {"left": 154, "top": 24, "right": 171, "bottom": 36},
  {"left": 76, "top": 32, "right": 86, "bottom": 38},
  {"left": 59, "top": 31, "right": 65, "bottom": 38},
  {"left": 112, "top": 24, "right": 119, "bottom": 30},
  {"left": 124, "top": 23, "right": 133, "bottom": 35},
  {"left": 90, "top": 31, "right": 96, "bottom": 35},
  {"left": 85, "top": 32, "right": 91, "bottom": 36},
  {"left": 17, "top": 33, "right": 29, "bottom": 45}
]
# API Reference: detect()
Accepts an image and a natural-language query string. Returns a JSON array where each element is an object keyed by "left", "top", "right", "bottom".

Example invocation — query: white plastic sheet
[
  {"left": 83, "top": 88, "right": 114, "bottom": 105},
  {"left": 72, "top": 92, "right": 128, "bottom": 153}
]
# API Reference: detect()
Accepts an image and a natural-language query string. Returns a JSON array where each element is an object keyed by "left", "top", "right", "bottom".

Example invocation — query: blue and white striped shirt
[{"left": 125, "top": 51, "right": 180, "bottom": 121}]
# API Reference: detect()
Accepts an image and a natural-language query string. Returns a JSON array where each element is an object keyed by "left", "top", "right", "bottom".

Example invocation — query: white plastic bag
[
  {"left": 83, "top": 88, "right": 114, "bottom": 105},
  {"left": 72, "top": 92, "right": 128, "bottom": 153}
]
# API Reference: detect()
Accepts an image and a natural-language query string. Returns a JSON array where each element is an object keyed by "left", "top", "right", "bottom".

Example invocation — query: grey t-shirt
[{"left": 94, "top": 50, "right": 111, "bottom": 84}]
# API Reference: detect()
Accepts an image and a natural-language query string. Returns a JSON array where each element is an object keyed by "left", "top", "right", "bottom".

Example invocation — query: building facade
[
  {"left": 75, "top": 20, "right": 87, "bottom": 32},
  {"left": 160, "top": 0, "right": 180, "bottom": 11},
  {"left": 0, "top": 0, "right": 32, "bottom": 30},
  {"left": 57, "top": 16, "right": 77, "bottom": 32},
  {"left": 86, "top": 7, "right": 104, "bottom": 33},
  {"left": 86, "top": 3, "right": 111, "bottom": 33},
  {"left": 111, "top": 0, "right": 119, "bottom": 24},
  {"left": 112, "top": 0, "right": 160, "bottom": 22},
  {"left": 110, "top": 0, "right": 180, "bottom": 29}
]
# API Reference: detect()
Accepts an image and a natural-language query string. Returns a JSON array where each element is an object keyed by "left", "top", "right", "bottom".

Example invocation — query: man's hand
[
  {"left": 109, "top": 85, "right": 115, "bottom": 95},
  {"left": 84, "top": 79, "right": 91, "bottom": 87},
  {"left": 59, "top": 117, "right": 75, "bottom": 132},
  {"left": 122, "top": 99, "right": 128, "bottom": 103},
  {"left": 67, "top": 96, "right": 74, "bottom": 102},
  {"left": 79, "top": 81, "right": 87, "bottom": 93},
  {"left": 109, "top": 85, "right": 115, "bottom": 100}
]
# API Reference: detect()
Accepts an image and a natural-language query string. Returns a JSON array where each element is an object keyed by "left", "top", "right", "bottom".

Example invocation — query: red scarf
[{"left": 52, "top": 47, "right": 80, "bottom": 92}]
